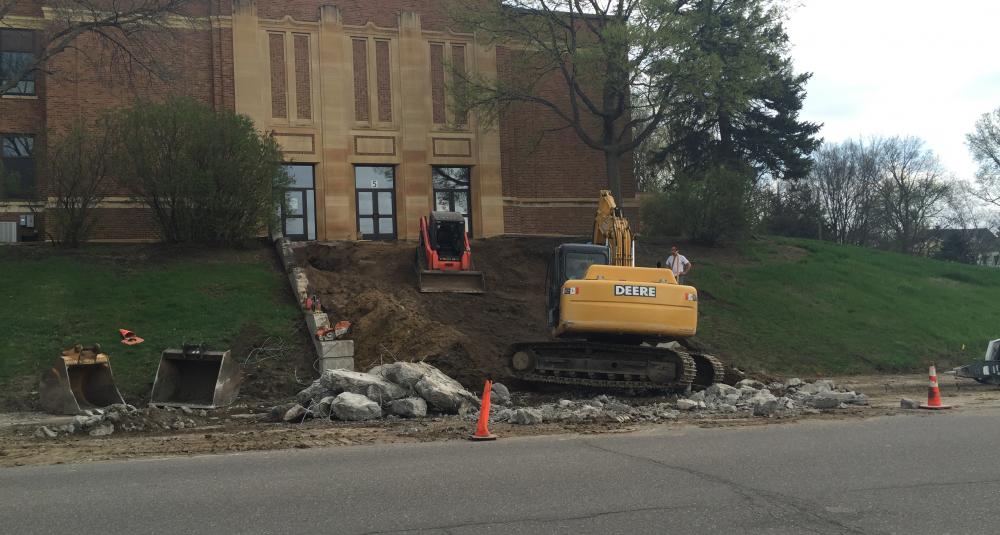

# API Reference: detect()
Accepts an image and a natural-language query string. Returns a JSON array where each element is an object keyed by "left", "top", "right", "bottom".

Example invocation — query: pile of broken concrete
[
  {"left": 278, "top": 362, "right": 489, "bottom": 422},
  {"left": 33, "top": 404, "right": 211, "bottom": 439},
  {"left": 679, "top": 378, "right": 869, "bottom": 417}
]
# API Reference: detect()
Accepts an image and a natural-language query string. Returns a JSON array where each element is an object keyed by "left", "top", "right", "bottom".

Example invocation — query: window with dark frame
[
  {"left": 431, "top": 166, "right": 471, "bottom": 236},
  {"left": 1, "top": 134, "right": 36, "bottom": 199},
  {"left": 0, "top": 29, "right": 37, "bottom": 96}
]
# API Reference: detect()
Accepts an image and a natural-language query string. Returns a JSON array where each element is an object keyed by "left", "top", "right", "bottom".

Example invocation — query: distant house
[{"left": 921, "top": 228, "right": 1000, "bottom": 267}]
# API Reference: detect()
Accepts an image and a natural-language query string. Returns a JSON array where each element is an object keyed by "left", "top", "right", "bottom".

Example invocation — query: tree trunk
[{"left": 605, "top": 150, "right": 622, "bottom": 200}]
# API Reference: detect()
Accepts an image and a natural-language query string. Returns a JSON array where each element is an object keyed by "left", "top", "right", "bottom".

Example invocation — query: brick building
[{"left": 0, "top": 0, "right": 635, "bottom": 242}]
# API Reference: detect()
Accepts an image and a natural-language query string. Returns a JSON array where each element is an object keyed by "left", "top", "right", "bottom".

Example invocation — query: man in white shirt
[{"left": 665, "top": 246, "right": 692, "bottom": 284}]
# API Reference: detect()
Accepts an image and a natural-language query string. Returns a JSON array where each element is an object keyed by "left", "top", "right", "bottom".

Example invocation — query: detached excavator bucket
[
  {"left": 417, "top": 269, "right": 486, "bottom": 293},
  {"left": 149, "top": 345, "right": 240, "bottom": 409},
  {"left": 39, "top": 345, "right": 126, "bottom": 415}
]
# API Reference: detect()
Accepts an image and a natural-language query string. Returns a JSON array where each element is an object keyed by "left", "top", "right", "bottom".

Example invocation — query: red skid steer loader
[{"left": 415, "top": 211, "right": 485, "bottom": 293}]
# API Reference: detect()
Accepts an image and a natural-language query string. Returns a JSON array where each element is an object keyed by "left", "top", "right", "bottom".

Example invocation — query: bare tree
[
  {"left": 0, "top": 0, "right": 192, "bottom": 96},
  {"left": 810, "top": 139, "right": 882, "bottom": 246},
  {"left": 44, "top": 120, "right": 117, "bottom": 246},
  {"left": 967, "top": 106, "right": 1000, "bottom": 207},
  {"left": 877, "top": 136, "right": 952, "bottom": 253}
]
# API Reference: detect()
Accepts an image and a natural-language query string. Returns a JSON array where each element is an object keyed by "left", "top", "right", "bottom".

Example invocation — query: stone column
[
  {"left": 473, "top": 40, "right": 504, "bottom": 237},
  {"left": 397, "top": 11, "right": 432, "bottom": 240},
  {"left": 317, "top": 4, "right": 355, "bottom": 240}
]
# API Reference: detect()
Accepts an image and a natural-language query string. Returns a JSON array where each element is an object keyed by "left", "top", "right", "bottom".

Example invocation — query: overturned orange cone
[
  {"left": 469, "top": 380, "right": 498, "bottom": 441},
  {"left": 920, "top": 364, "right": 952, "bottom": 410},
  {"left": 119, "top": 329, "right": 144, "bottom": 346}
]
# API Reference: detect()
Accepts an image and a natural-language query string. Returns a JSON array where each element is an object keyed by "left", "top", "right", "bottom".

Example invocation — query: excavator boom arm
[{"left": 593, "top": 190, "right": 634, "bottom": 266}]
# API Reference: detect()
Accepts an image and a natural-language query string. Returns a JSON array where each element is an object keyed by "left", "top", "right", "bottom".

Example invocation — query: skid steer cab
[{"left": 415, "top": 211, "right": 485, "bottom": 293}]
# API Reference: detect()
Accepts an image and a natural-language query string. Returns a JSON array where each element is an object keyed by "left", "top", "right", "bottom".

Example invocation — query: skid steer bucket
[
  {"left": 40, "top": 345, "right": 126, "bottom": 415},
  {"left": 149, "top": 345, "right": 240, "bottom": 409},
  {"left": 417, "top": 269, "right": 486, "bottom": 293}
]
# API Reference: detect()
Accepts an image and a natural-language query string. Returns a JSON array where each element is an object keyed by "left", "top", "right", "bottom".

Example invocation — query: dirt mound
[{"left": 298, "top": 237, "right": 565, "bottom": 387}]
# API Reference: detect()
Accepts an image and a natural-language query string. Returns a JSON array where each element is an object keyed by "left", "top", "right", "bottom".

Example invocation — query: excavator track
[
  {"left": 689, "top": 352, "right": 726, "bottom": 388},
  {"left": 507, "top": 341, "right": 708, "bottom": 391}
]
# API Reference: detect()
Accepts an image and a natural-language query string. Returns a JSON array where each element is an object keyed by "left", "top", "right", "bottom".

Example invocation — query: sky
[{"left": 784, "top": 0, "right": 1000, "bottom": 180}]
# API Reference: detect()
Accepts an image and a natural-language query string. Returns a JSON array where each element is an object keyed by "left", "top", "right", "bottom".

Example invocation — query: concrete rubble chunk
[
  {"left": 572, "top": 405, "right": 603, "bottom": 421},
  {"left": 751, "top": 391, "right": 779, "bottom": 416},
  {"left": 676, "top": 399, "right": 699, "bottom": 410},
  {"left": 34, "top": 426, "right": 58, "bottom": 438},
  {"left": 705, "top": 383, "right": 738, "bottom": 399},
  {"left": 389, "top": 397, "right": 427, "bottom": 418},
  {"left": 736, "top": 379, "right": 767, "bottom": 390},
  {"left": 509, "top": 408, "right": 543, "bottom": 425},
  {"left": 298, "top": 369, "right": 407, "bottom": 405},
  {"left": 688, "top": 390, "right": 706, "bottom": 402},
  {"left": 808, "top": 394, "right": 842, "bottom": 409},
  {"left": 283, "top": 404, "right": 310, "bottom": 423},
  {"left": 332, "top": 392, "right": 382, "bottom": 421},
  {"left": 88, "top": 423, "right": 115, "bottom": 437},
  {"left": 381, "top": 362, "right": 437, "bottom": 389},
  {"left": 815, "top": 379, "right": 836, "bottom": 390},
  {"left": 414, "top": 371, "right": 479, "bottom": 414},
  {"left": 492, "top": 408, "right": 515, "bottom": 422},
  {"left": 558, "top": 399, "right": 573, "bottom": 408},
  {"left": 786, "top": 378, "right": 803, "bottom": 387},
  {"left": 490, "top": 382, "right": 511, "bottom": 405},
  {"left": 314, "top": 396, "right": 336, "bottom": 419},
  {"left": 900, "top": 398, "right": 920, "bottom": 409}
]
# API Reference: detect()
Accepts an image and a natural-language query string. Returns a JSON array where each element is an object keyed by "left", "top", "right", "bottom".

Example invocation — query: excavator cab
[
  {"left": 415, "top": 211, "right": 486, "bottom": 293},
  {"left": 546, "top": 244, "right": 611, "bottom": 328},
  {"left": 40, "top": 344, "right": 126, "bottom": 415}
]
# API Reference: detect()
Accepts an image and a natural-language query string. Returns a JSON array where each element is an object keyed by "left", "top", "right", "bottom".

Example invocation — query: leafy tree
[
  {"left": 649, "top": 0, "right": 820, "bottom": 181},
  {"left": 642, "top": 162, "right": 756, "bottom": 244},
  {"left": 448, "top": 0, "right": 713, "bottom": 200},
  {"left": 112, "top": 98, "right": 289, "bottom": 245},
  {"left": 764, "top": 179, "right": 823, "bottom": 239}
]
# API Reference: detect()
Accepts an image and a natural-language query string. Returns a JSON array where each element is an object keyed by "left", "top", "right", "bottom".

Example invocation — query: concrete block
[
  {"left": 315, "top": 339, "right": 354, "bottom": 359},
  {"left": 304, "top": 312, "right": 330, "bottom": 334},
  {"left": 319, "top": 356, "right": 355, "bottom": 372}
]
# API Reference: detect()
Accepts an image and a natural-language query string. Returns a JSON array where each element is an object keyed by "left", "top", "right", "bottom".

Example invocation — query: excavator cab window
[
  {"left": 565, "top": 252, "right": 608, "bottom": 281},
  {"left": 547, "top": 244, "right": 610, "bottom": 327}
]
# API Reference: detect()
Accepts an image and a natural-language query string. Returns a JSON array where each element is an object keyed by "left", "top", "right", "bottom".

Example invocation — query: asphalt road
[{"left": 3, "top": 409, "right": 999, "bottom": 535}]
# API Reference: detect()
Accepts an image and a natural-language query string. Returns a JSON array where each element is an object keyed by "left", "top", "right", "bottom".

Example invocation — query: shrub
[
  {"left": 641, "top": 164, "right": 756, "bottom": 244},
  {"left": 113, "top": 98, "right": 289, "bottom": 245}
]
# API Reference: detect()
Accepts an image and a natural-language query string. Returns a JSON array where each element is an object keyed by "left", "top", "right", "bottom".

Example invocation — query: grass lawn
[
  {"left": 0, "top": 243, "right": 304, "bottom": 409},
  {"left": 691, "top": 237, "right": 1000, "bottom": 375}
]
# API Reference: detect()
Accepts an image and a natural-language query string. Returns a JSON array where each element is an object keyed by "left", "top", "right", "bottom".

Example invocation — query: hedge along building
[{"left": 0, "top": 0, "right": 636, "bottom": 242}]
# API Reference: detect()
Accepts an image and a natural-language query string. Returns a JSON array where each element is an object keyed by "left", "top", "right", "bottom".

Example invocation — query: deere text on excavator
[{"left": 506, "top": 191, "right": 725, "bottom": 390}]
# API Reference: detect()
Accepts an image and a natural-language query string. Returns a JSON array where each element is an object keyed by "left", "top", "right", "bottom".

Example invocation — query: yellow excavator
[{"left": 506, "top": 190, "right": 724, "bottom": 390}]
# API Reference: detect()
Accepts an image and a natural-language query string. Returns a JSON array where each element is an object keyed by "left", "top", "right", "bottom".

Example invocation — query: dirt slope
[{"left": 299, "top": 237, "right": 566, "bottom": 386}]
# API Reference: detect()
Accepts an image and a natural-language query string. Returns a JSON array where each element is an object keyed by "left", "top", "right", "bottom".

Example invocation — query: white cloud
[{"left": 785, "top": 0, "right": 1000, "bottom": 179}]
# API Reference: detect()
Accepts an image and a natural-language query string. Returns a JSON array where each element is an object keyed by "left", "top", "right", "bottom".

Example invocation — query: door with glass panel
[
  {"left": 355, "top": 166, "right": 396, "bottom": 240},
  {"left": 281, "top": 164, "right": 316, "bottom": 241},
  {"left": 431, "top": 166, "right": 472, "bottom": 236}
]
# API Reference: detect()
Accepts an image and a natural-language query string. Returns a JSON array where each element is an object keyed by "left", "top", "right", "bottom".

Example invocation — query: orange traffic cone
[
  {"left": 119, "top": 329, "right": 144, "bottom": 346},
  {"left": 469, "top": 380, "right": 498, "bottom": 441},
  {"left": 920, "top": 364, "right": 952, "bottom": 410}
]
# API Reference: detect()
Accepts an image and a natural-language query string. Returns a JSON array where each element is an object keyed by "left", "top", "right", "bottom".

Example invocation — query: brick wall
[
  {"left": 0, "top": 3, "right": 234, "bottom": 243},
  {"left": 497, "top": 45, "right": 637, "bottom": 235},
  {"left": 294, "top": 34, "right": 312, "bottom": 120},
  {"left": 2, "top": 0, "right": 627, "bottom": 241}
]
